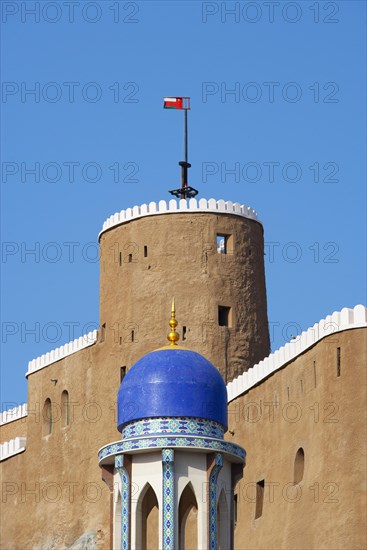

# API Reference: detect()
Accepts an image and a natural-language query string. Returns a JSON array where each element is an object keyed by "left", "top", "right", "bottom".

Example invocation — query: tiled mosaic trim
[
  {"left": 162, "top": 449, "right": 175, "bottom": 550},
  {"left": 122, "top": 417, "right": 224, "bottom": 440},
  {"left": 99, "top": 436, "right": 245, "bottom": 464},
  {"left": 115, "top": 455, "right": 129, "bottom": 550},
  {"left": 209, "top": 453, "right": 223, "bottom": 550}
]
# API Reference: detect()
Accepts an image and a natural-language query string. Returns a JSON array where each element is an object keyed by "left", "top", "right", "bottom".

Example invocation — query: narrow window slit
[
  {"left": 61, "top": 391, "right": 70, "bottom": 427},
  {"left": 255, "top": 480, "right": 264, "bottom": 519},
  {"left": 294, "top": 448, "right": 305, "bottom": 485},
  {"left": 100, "top": 323, "right": 106, "bottom": 343},
  {"left": 218, "top": 306, "right": 232, "bottom": 327},
  {"left": 336, "top": 347, "right": 341, "bottom": 377}
]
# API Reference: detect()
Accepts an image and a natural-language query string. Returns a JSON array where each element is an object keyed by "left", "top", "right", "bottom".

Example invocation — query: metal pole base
[{"left": 169, "top": 186, "right": 199, "bottom": 200}]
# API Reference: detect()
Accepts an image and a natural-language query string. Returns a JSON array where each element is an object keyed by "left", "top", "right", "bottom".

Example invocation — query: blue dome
[{"left": 117, "top": 348, "right": 228, "bottom": 431}]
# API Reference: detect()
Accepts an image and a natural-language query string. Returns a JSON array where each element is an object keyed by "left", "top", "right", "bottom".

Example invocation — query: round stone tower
[{"left": 98, "top": 197, "right": 270, "bottom": 382}]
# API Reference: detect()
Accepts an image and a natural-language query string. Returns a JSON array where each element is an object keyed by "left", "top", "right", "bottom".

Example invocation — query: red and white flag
[{"left": 163, "top": 97, "right": 184, "bottom": 109}]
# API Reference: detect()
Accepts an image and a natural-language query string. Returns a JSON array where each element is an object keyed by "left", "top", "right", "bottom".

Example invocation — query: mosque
[{"left": 1, "top": 107, "right": 366, "bottom": 549}]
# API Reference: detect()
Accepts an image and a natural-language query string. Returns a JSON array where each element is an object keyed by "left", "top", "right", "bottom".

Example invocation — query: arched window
[
  {"left": 217, "top": 489, "right": 229, "bottom": 549},
  {"left": 179, "top": 482, "right": 198, "bottom": 549},
  {"left": 294, "top": 448, "right": 305, "bottom": 485},
  {"left": 136, "top": 483, "right": 159, "bottom": 550},
  {"left": 61, "top": 390, "right": 70, "bottom": 427},
  {"left": 42, "top": 398, "right": 52, "bottom": 436}
]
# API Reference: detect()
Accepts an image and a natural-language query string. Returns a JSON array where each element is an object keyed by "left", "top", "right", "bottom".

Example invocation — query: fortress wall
[
  {"left": 26, "top": 330, "right": 97, "bottom": 377},
  {"left": 228, "top": 327, "right": 367, "bottom": 550},
  {"left": 1, "top": 341, "right": 120, "bottom": 550},
  {"left": 0, "top": 437, "right": 26, "bottom": 461},
  {"left": 0, "top": 403, "right": 27, "bottom": 425},
  {"left": 1, "top": 313, "right": 365, "bottom": 549},
  {"left": 0, "top": 416, "right": 27, "bottom": 446},
  {"left": 227, "top": 304, "right": 367, "bottom": 402}
]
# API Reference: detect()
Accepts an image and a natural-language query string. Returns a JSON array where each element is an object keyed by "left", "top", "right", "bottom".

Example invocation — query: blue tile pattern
[
  {"left": 209, "top": 453, "right": 223, "bottom": 550},
  {"left": 162, "top": 449, "right": 175, "bottom": 550},
  {"left": 117, "top": 348, "right": 228, "bottom": 430},
  {"left": 122, "top": 417, "right": 224, "bottom": 440},
  {"left": 115, "top": 454, "right": 129, "bottom": 550},
  {"left": 99, "top": 435, "right": 245, "bottom": 464}
]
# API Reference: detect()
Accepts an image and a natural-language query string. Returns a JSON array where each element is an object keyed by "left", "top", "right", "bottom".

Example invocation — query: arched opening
[
  {"left": 61, "top": 390, "right": 70, "bottom": 427},
  {"left": 136, "top": 483, "right": 159, "bottom": 550},
  {"left": 42, "top": 398, "right": 52, "bottom": 436},
  {"left": 294, "top": 448, "right": 305, "bottom": 485},
  {"left": 179, "top": 482, "right": 198, "bottom": 550},
  {"left": 114, "top": 491, "right": 122, "bottom": 549},
  {"left": 217, "top": 488, "right": 229, "bottom": 549}
]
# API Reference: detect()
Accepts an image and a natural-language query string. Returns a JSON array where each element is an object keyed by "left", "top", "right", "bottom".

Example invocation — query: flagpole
[
  {"left": 167, "top": 96, "right": 198, "bottom": 200},
  {"left": 184, "top": 108, "right": 188, "bottom": 164},
  {"left": 180, "top": 103, "right": 189, "bottom": 195}
]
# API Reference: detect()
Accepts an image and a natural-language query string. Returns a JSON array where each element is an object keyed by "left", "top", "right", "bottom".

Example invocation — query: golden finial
[{"left": 167, "top": 298, "right": 180, "bottom": 346}]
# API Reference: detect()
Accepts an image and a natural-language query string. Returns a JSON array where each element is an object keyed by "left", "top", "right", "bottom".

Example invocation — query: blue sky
[{"left": 1, "top": 0, "right": 366, "bottom": 410}]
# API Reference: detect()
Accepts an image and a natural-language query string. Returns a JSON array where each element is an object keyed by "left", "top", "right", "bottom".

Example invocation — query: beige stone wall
[
  {"left": 99, "top": 212, "right": 270, "bottom": 382},
  {"left": 1, "top": 327, "right": 366, "bottom": 549},
  {"left": 228, "top": 328, "right": 367, "bottom": 550},
  {"left": 1, "top": 343, "right": 120, "bottom": 550},
  {"left": 0, "top": 417, "right": 27, "bottom": 445}
]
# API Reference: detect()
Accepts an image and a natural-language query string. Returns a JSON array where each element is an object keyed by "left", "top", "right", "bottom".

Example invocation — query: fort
[{"left": 1, "top": 197, "right": 366, "bottom": 549}]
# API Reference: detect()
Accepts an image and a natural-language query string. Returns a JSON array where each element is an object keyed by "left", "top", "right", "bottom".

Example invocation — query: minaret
[{"left": 98, "top": 305, "right": 245, "bottom": 549}]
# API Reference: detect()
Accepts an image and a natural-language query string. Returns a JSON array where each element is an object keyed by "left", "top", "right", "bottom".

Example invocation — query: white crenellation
[
  {"left": 26, "top": 330, "right": 98, "bottom": 378},
  {"left": 99, "top": 198, "right": 260, "bottom": 239},
  {"left": 0, "top": 404, "right": 28, "bottom": 425},
  {"left": 16, "top": 306, "right": 366, "bottom": 412},
  {"left": 0, "top": 437, "right": 27, "bottom": 462},
  {"left": 226, "top": 305, "right": 367, "bottom": 403}
]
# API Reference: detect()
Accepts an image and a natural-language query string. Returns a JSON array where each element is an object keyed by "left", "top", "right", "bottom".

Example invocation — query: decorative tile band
[
  {"left": 209, "top": 453, "right": 223, "bottom": 550},
  {"left": 122, "top": 417, "right": 224, "bottom": 440},
  {"left": 98, "top": 436, "right": 245, "bottom": 464},
  {"left": 162, "top": 449, "right": 175, "bottom": 550},
  {"left": 99, "top": 198, "right": 261, "bottom": 239},
  {"left": 115, "top": 455, "right": 130, "bottom": 550}
]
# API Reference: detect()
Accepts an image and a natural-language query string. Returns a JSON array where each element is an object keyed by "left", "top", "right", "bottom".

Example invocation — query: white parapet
[
  {"left": 0, "top": 437, "right": 27, "bottom": 461},
  {"left": 26, "top": 329, "right": 98, "bottom": 377},
  {"left": 98, "top": 198, "right": 261, "bottom": 239},
  {"left": 0, "top": 403, "right": 28, "bottom": 425},
  {"left": 227, "top": 305, "right": 367, "bottom": 403}
]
